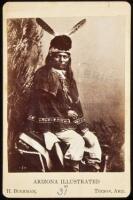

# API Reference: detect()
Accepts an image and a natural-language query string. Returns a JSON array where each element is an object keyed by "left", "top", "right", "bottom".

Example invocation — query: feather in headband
[{"left": 36, "top": 18, "right": 86, "bottom": 52}]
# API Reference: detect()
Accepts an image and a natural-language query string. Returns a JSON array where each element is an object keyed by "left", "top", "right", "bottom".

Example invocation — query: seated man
[{"left": 22, "top": 35, "right": 101, "bottom": 172}]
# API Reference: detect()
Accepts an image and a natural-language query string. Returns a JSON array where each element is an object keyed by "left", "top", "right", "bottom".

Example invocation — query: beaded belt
[
  {"left": 27, "top": 115, "right": 85, "bottom": 125},
  {"left": 27, "top": 115, "right": 70, "bottom": 124}
]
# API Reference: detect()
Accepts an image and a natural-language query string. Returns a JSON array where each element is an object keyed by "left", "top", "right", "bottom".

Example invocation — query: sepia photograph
[{"left": 3, "top": 2, "right": 130, "bottom": 198}]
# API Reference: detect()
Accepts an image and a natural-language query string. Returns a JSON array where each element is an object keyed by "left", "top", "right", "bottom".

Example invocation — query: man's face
[{"left": 52, "top": 52, "right": 70, "bottom": 70}]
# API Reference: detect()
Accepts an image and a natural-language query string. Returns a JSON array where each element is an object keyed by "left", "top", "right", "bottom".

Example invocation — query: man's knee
[
  {"left": 64, "top": 131, "right": 85, "bottom": 161},
  {"left": 70, "top": 130, "right": 85, "bottom": 147},
  {"left": 83, "top": 131, "right": 100, "bottom": 147}
]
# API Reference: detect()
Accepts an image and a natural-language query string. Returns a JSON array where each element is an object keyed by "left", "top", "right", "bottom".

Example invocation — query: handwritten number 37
[{"left": 57, "top": 185, "right": 68, "bottom": 196}]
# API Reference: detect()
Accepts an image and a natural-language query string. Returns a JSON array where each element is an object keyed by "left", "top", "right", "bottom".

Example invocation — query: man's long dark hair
[{"left": 45, "top": 52, "right": 79, "bottom": 99}]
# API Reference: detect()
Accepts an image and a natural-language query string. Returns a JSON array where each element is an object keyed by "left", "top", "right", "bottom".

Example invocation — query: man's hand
[{"left": 67, "top": 110, "right": 78, "bottom": 119}]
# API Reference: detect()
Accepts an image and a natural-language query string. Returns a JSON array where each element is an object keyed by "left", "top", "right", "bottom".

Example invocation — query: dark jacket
[{"left": 25, "top": 66, "right": 87, "bottom": 136}]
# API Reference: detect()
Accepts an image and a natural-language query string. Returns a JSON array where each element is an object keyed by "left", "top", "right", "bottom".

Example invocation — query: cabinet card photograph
[{"left": 3, "top": 1, "right": 131, "bottom": 198}]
